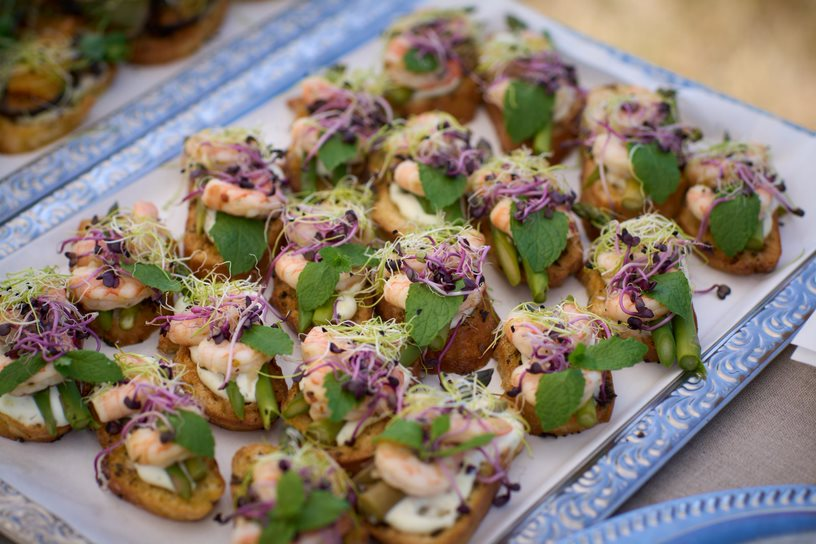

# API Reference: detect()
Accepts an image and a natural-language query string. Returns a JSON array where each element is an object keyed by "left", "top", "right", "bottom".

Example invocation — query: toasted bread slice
[
  {"left": 677, "top": 205, "right": 782, "bottom": 275},
  {"left": 391, "top": 77, "right": 480, "bottom": 125},
  {"left": 377, "top": 293, "right": 499, "bottom": 375},
  {"left": 480, "top": 217, "right": 584, "bottom": 289},
  {"left": 175, "top": 346, "right": 288, "bottom": 431},
  {"left": 88, "top": 299, "right": 161, "bottom": 347},
  {"left": 483, "top": 94, "right": 584, "bottom": 164},
  {"left": 0, "top": 410, "right": 71, "bottom": 442},
  {"left": 182, "top": 200, "right": 282, "bottom": 279},
  {"left": 494, "top": 335, "right": 615, "bottom": 436},
  {"left": 129, "top": 0, "right": 229, "bottom": 64},
  {"left": 97, "top": 426, "right": 224, "bottom": 520},
  {"left": 269, "top": 273, "right": 374, "bottom": 334},
  {"left": 579, "top": 152, "right": 688, "bottom": 227}
]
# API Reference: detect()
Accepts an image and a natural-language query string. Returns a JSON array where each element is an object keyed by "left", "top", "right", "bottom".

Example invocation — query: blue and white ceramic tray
[{"left": 0, "top": 1, "right": 814, "bottom": 543}]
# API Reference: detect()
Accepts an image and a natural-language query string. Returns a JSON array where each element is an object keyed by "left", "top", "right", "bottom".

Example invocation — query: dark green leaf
[
  {"left": 296, "top": 490, "right": 350, "bottom": 532},
  {"left": 259, "top": 518, "right": 296, "bottom": 544},
  {"left": 568, "top": 336, "right": 648, "bottom": 371},
  {"left": 275, "top": 470, "right": 306, "bottom": 519},
  {"left": 0, "top": 353, "right": 47, "bottom": 397},
  {"left": 403, "top": 48, "right": 439, "bottom": 73},
  {"left": 167, "top": 410, "right": 215, "bottom": 458},
  {"left": 225, "top": 380, "right": 245, "bottom": 419},
  {"left": 324, "top": 243, "right": 372, "bottom": 268},
  {"left": 510, "top": 206, "right": 569, "bottom": 273},
  {"left": 404, "top": 283, "right": 463, "bottom": 347},
  {"left": 534, "top": 368, "right": 585, "bottom": 431},
  {"left": 208, "top": 212, "right": 268, "bottom": 275},
  {"left": 647, "top": 271, "right": 693, "bottom": 322},
  {"left": 54, "top": 350, "right": 124, "bottom": 383},
  {"left": 241, "top": 325, "right": 293, "bottom": 357},
  {"left": 316, "top": 246, "right": 352, "bottom": 272},
  {"left": 121, "top": 263, "right": 181, "bottom": 293},
  {"left": 317, "top": 134, "right": 357, "bottom": 173},
  {"left": 503, "top": 80, "right": 554, "bottom": 143},
  {"left": 373, "top": 418, "right": 424, "bottom": 450},
  {"left": 77, "top": 32, "right": 129, "bottom": 63},
  {"left": 296, "top": 261, "right": 340, "bottom": 313},
  {"left": 323, "top": 372, "right": 358, "bottom": 423},
  {"left": 475, "top": 368, "right": 494, "bottom": 388},
  {"left": 418, "top": 163, "right": 468, "bottom": 211},
  {"left": 430, "top": 413, "right": 450, "bottom": 442},
  {"left": 302, "top": 158, "right": 317, "bottom": 194},
  {"left": 506, "top": 14, "right": 528, "bottom": 31},
  {"left": 709, "top": 194, "right": 761, "bottom": 257},
  {"left": 628, "top": 142, "right": 680, "bottom": 204}
]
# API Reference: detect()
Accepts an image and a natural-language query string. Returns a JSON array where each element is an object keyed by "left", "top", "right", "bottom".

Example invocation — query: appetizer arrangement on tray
[{"left": 0, "top": 6, "right": 807, "bottom": 544}]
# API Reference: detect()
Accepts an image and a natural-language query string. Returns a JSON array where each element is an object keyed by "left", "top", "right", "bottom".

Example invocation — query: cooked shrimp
[
  {"left": 251, "top": 459, "right": 282, "bottom": 502},
  {"left": 125, "top": 427, "right": 192, "bottom": 468},
  {"left": 594, "top": 250, "right": 623, "bottom": 276},
  {"left": 0, "top": 354, "right": 63, "bottom": 396},
  {"left": 301, "top": 76, "right": 337, "bottom": 105},
  {"left": 383, "top": 273, "right": 411, "bottom": 309},
  {"left": 301, "top": 327, "right": 333, "bottom": 363},
  {"left": 489, "top": 198, "right": 513, "bottom": 235},
  {"left": 167, "top": 317, "right": 209, "bottom": 347},
  {"left": 453, "top": 288, "right": 483, "bottom": 325},
  {"left": 231, "top": 519, "right": 262, "bottom": 544},
  {"left": 90, "top": 379, "right": 146, "bottom": 423},
  {"left": 553, "top": 85, "right": 580, "bottom": 123},
  {"left": 190, "top": 338, "right": 267, "bottom": 377},
  {"left": 601, "top": 290, "right": 669, "bottom": 322},
  {"left": 503, "top": 319, "right": 540, "bottom": 359},
  {"left": 301, "top": 365, "right": 331, "bottom": 420},
  {"left": 202, "top": 179, "right": 283, "bottom": 219},
  {"left": 68, "top": 266, "right": 153, "bottom": 311},
  {"left": 274, "top": 252, "right": 309, "bottom": 289},
  {"left": 447, "top": 413, "right": 513, "bottom": 443},
  {"left": 591, "top": 133, "right": 631, "bottom": 175},
  {"left": 71, "top": 238, "right": 103, "bottom": 268},
  {"left": 394, "top": 160, "right": 424, "bottom": 197},
  {"left": 374, "top": 442, "right": 456, "bottom": 497},
  {"left": 686, "top": 184, "right": 716, "bottom": 221},
  {"left": 291, "top": 118, "right": 321, "bottom": 154},
  {"left": 462, "top": 230, "right": 486, "bottom": 249},
  {"left": 184, "top": 133, "right": 247, "bottom": 171}
]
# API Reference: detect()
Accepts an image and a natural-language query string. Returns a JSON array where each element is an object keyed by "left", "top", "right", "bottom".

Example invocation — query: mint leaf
[
  {"left": 209, "top": 212, "right": 268, "bottom": 275},
  {"left": 647, "top": 271, "right": 693, "bottom": 322},
  {"left": 241, "top": 325, "right": 293, "bottom": 357},
  {"left": 628, "top": 142, "right": 680, "bottom": 204},
  {"left": 418, "top": 163, "right": 468, "bottom": 211},
  {"left": 54, "top": 351, "right": 124, "bottom": 383},
  {"left": 430, "top": 413, "right": 450, "bottom": 442},
  {"left": 534, "top": 368, "right": 585, "bottom": 431},
  {"left": 709, "top": 194, "right": 760, "bottom": 257},
  {"left": 506, "top": 14, "right": 528, "bottom": 31},
  {"left": 260, "top": 519, "right": 296, "bottom": 544},
  {"left": 326, "top": 243, "right": 371, "bottom": 268},
  {"left": 568, "top": 337, "right": 647, "bottom": 371},
  {"left": 403, "top": 48, "right": 439, "bottom": 73},
  {"left": 121, "top": 263, "right": 181, "bottom": 293},
  {"left": 0, "top": 353, "right": 47, "bottom": 396},
  {"left": 226, "top": 380, "right": 245, "bottom": 419},
  {"left": 296, "top": 261, "right": 340, "bottom": 313},
  {"left": 433, "top": 433, "right": 495, "bottom": 458},
  {"left": 404, "top": 283, "right": 463, "bottom": 347},
  {"left": 503, "top": 80, "right": 554, "bottom": 143},
  {"left": 324, "top": 372, "right": 358, "bottom": 423},
  {"left": 510, "top": 206, "right": 569, "bottom": 273},
  {"left": 317, "top": 134, "right": 357, "bottom": 173},
  {"left": 317, "top": 246, "right": 352, "bottom": 271},
  {"left": 374, "top": 418, "right": 424, "bottom": 450},
  {"left": 296, "top": 490, "right": 349, "bottom": 532},
  {"left": 78, "top": 32, "right": 129, "bottom": 63},
  {"left": 302, "top": 158, "right": 317, "bottom": 194},
  {"left": 275, "top": 471, "right": 306, "bottom": 519},
  {"left": 167, "top": 410, "right": 215, "bottom": 458}
]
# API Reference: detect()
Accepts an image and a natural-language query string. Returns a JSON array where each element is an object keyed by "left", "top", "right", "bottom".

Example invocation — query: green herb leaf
[
  {"left": 259, "top": 519, "right": 296, "bottom": 544},
  {"left": 54, "top": 350, "right": 124, "bottom": 383},
  {"left": 404, "top": 283, "right": 463, "bottom": 347},
  {"left": 317, "top": 134, "right": 357, "bottom": 173},
  {"left": 324, "top": 372, "right": 358, "bottom": 423},
  {"left": 534, "top": 368, "right": 585, "bottom": 431},
  {"left": 373, "top": 418, "right": 424, "bottom": 450},
  {"left": 430, "top": 413, "right": 451, "bottom": 442},
  {"left": 503, "top": 80, "right": 554, "bottom": 143},
  {"left": 628, "top": 142, "right": 680, "bottom": 204},
  {"left": 225, "top": 380, "right": 245, "bottom": 419},
  {"left": 167, "top": 410, "right": 215, "bottom": 458},
  {"left": 208, "top": 212, "right": 268, "bottom": 275},
  {"left": 418, "top": 163, "right": 468, "bottom": 211},
  {"left": 296, "top": 261, "right": 341, "bottom": 313},
  {"left": 57, "top": 381, "right": 94, "bottom": 431},
  {"left": 433, "top": 432, "right": 495, "bottom": 458},
  {"left": 709, "top": 194, "right": 761, "bottom": 257},
  {"left": 121, "top": 263, "right": 181, "bottom": 293},
  {"left": 403, "top": 48, "right": 439, "bottom": 73},
  {"left": 296, "top": 490, "right": 350, "bottom": 532},
  {"left": 302, "top": 158, "right": 318, "bottom": 194},
  {"left": 241, "top": 325, "right": 293, "bottom": 357},
  {"left": 506, "top": 14, "right": 528, "bottom": 31},
  {"left": 647, "top": 271, "right": 693, "bottom": 322},
  {"left": 78, "top": 32, "right": 129, "bottom": 64},
  {"left": 568, "top": 336, "right": 648, "bottom": 371},
  {"left": 325, "top": 243, "right": 372, "bottom": 268},
  {"left": 0, "top": 353, "right": 47, "bottom": 397},
  {"left": 275, "top": 470, "right": 306, "bottom": 519},
  {"left": 316, "top": 246, "right": 352, "bottom": 272},
  {"left": 510, "top": 206, "right": 569, "bottom": 273}
]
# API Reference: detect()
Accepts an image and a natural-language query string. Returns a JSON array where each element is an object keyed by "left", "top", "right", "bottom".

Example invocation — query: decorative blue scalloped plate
[{"left": 561, "top": 485, "right": 816, "bottom": 544}]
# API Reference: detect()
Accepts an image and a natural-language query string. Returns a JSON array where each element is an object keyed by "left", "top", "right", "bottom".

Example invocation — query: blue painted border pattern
[
  {"left": 508, "top": 255, "right": 816, "bottom": 543},
  {"left": 0, "top": 0, "right": 417, "bottom": 257},
  {"left": 562, "top": 484, "right": 816, "bottom": 544},
  {"left": 0, "top": 0, "right": 353, "bottom": 225}
]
